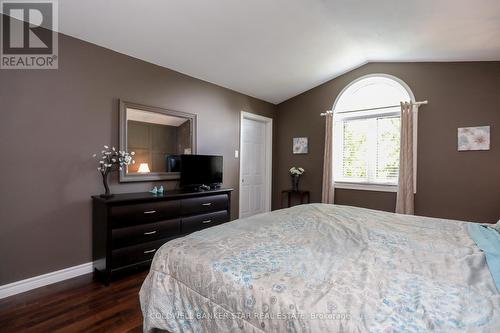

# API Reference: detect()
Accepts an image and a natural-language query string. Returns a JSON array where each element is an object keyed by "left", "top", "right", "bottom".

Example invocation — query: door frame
[{"left": 239, "top": 111, "right": 273, "bottom": 218}]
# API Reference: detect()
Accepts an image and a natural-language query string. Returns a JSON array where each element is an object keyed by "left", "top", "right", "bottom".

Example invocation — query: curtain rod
[{"left": 320, "top": 100, "right": 428, "bottom": 116}]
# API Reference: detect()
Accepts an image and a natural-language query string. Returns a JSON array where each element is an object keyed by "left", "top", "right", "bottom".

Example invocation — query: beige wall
[
  {"left": 0, "top": 33, "right": 276, "bottom": 285},
  {"left": 274, "top": 62, "right": 500, "bottom": 224}
]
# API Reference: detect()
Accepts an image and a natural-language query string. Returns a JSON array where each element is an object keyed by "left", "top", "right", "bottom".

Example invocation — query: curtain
[
  {"left": 321, "top": 113, "right": 335, "bottom": 204},
  {"left": 396, "top": 102, "right": 415, "bottom": 214}
]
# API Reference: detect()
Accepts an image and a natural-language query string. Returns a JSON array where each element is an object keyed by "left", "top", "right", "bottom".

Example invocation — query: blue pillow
[{"left": 468, "top": 223, "right": 500, "bottom": 292}]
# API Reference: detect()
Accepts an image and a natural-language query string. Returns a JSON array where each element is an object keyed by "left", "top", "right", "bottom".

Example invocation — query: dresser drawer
[
  {"left": 181, "top": 210, "right": 229, "bottom": 234},
  {"left": 92, "top": 189, "right": 232, "bottom": 285},
  {"left": 111, "top": 238, "right": 171, "bottom": 269},
  {"left": 111, "top": 218, "right": 180, "bottom": 249},
  {"left": 181, "top": 194, "right": 228, "bottom": 215},
  {"left": 110, "top": 200, "right": 180, "bottom": 227}
]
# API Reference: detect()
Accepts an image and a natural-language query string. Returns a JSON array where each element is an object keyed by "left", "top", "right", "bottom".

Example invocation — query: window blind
[{"left": 340, "top": 116, "right": 400, "bottom": 184}]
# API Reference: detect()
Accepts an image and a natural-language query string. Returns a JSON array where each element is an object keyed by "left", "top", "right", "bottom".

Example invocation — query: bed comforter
[{"left": 140, "top": 204, "right": 500, "bottom": 332}]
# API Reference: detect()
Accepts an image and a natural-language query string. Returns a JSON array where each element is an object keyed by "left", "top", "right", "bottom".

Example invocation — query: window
[{"left": 333, "top": 75, "right": 415, "bottom": 191}]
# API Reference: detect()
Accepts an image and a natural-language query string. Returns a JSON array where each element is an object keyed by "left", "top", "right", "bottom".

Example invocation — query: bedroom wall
[
  {"left": 274, "top": 62, "right": 500, "bottom": 223},
  {"left": 0, "top": 33, "right": 276, "bottom": 285}
]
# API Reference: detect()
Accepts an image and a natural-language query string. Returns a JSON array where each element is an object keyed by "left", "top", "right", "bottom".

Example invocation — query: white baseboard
[{"left": 0, "top": 262, "right": 93, "bottom": 300}]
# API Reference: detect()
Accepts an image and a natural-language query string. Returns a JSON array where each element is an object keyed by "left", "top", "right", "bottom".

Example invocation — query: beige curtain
[
  {"left": 396, "top": 102, "right": 415, "bottom": 214},
  {"left": 321, "top": 113, "right": 335, "bottom": 204}
]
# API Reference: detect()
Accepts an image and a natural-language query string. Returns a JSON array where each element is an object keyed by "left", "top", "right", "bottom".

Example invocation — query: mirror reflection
[{"left": 126, "top": 108, "right": 192, "bottom": 174}]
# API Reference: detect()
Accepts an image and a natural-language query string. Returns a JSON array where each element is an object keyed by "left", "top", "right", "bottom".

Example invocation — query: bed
[{"left": 139, "top": 203, "right": 500, "bottom": 332}]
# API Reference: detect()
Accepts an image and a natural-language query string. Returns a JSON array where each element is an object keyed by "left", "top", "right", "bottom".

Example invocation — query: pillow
[{"left": 468, "top": 223, "right": 500, "bottom": 292}]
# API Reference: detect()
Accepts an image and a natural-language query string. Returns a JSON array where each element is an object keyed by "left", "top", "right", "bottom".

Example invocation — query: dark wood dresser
[{"left": 92, "top": 188, "right": 232, "bottom": 285}]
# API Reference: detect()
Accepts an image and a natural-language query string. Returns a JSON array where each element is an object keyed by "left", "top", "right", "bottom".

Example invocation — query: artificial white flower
[
  {"left": 93, "top": 145, "right": 135, "bottom": 175},
  {"left": 289, "top": 166, "right": 305, "bottom": 175}
]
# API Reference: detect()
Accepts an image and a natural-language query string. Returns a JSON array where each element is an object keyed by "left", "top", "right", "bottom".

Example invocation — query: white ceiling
[
  {"left": 127, "top": 108, "right": 188, "bottom": 126},
  {"left": 46, "top": 1, "right": 500, "bottom": 103}
]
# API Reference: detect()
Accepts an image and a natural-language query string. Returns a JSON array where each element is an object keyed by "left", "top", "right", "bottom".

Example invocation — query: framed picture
[
  {"left": 458, "top": 126, "right": 490, "bottom": 151},
  {"left": 293, "top": 137, "right": 308, "bottom": 154}
]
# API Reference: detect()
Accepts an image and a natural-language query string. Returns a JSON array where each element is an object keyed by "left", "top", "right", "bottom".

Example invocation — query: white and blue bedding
[{"left": 140, "top": 203, "right": 500, "bottom": 332}]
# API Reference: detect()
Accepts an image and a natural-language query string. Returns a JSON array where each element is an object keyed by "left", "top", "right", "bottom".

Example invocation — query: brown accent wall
[
  {"left": 274, "top": 62, "right": 500, "bottom": 224},
  {"left": 0, "top": 33, "right": 276, "bottom": 285}
]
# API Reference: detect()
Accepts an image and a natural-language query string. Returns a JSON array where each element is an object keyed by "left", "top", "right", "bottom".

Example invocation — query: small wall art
[
  {"left": 457, "top": 126, "right": 490, "bottom": 151},
  {"left": 293, "top": 137, "right": 308, "bottom": 154}
]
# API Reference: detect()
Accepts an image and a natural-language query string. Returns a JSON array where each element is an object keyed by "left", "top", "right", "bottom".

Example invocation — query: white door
[{"left": 240, "top": 114, "right": 271, "bottom": 219}]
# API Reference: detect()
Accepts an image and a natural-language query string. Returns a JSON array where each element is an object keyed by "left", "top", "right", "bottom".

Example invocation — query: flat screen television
[{"left": 180, "top": 154, "right": 223, "bottom": 188}]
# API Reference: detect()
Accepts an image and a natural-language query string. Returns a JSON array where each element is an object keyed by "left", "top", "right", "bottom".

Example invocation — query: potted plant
[
  {"left": 93, "top": 145, "right": 135, "bottom": 198},
  {"left": 289, "top": 167, "right": 305, "bottom": 192}
]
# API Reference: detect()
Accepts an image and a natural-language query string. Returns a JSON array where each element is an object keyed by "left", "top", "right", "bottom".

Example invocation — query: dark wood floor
[{"left": 0, "top": 271, "right": 148, "bottom": 333}]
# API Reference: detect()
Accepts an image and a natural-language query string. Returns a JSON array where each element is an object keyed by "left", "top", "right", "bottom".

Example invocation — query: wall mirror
[{"left": 119, "top": 100, "right": 197, "bottom": 182}]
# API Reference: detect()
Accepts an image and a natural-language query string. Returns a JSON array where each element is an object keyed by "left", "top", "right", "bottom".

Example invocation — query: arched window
[{"left": 333, "top": 74, "right": 415, "bottom": 191}]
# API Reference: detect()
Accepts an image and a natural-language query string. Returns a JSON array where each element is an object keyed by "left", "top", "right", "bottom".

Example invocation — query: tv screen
[{"left": 180, "top": 155, "right": 223, "bottom": 187}]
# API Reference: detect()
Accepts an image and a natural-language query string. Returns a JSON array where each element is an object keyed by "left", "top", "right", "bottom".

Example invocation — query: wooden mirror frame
[{"left": 119, "top": 100, "right": 197, "bottom": 182}]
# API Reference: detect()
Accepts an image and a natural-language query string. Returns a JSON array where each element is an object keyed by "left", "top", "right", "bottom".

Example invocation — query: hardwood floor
[{"left": 0, "top": 271, "right": 148, "bottom": 333}]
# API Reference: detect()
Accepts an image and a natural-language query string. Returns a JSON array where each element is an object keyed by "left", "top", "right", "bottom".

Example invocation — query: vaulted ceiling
[{"left": 55, "top": 1, "right": 500, "bottom": 103}]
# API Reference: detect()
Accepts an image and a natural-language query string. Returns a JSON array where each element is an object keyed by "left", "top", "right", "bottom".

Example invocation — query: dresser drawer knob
[
  {"left": 201, "top": 202, "right": 212, "bottom": 206},
  {"left": 202, "top": 219, "right": 213, "bottom": 224},
  {"left": 143, "top": 249, "right": 156, "bottom": 254},
  {"left": 143, "top": 210, "right": 157, "bottom": 214},
  {"left": 143, "top": 230, "right": 157, "bottom": 235}
]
